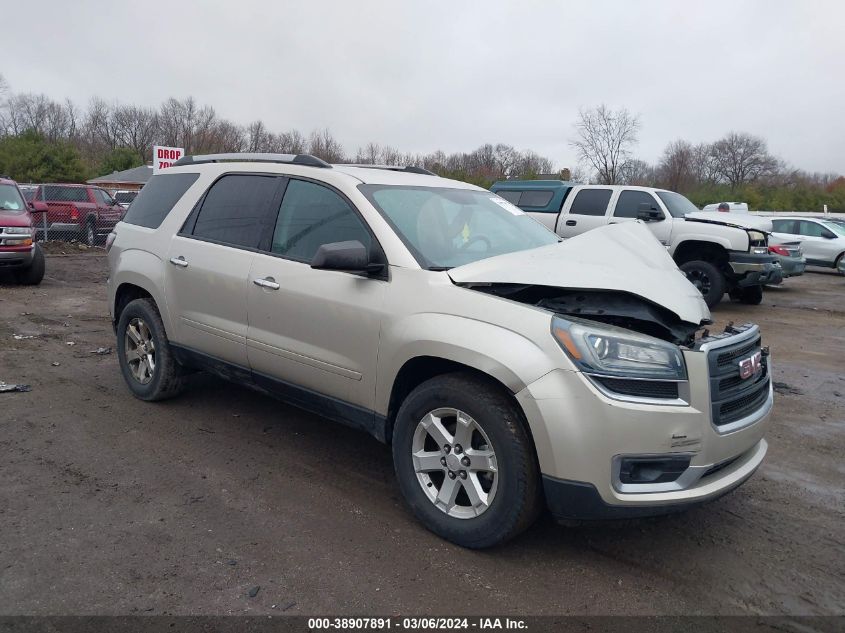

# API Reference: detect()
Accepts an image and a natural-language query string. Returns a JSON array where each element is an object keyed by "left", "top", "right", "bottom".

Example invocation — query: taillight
[
  {"left": 69, "top": 205, "right": 79, "bottom": 220},
  {"left": 105, "top": 231, "right": 117, "bottom": 253},
  {"left": 768, "top": 245, "right": 789, "bottom": 257}
]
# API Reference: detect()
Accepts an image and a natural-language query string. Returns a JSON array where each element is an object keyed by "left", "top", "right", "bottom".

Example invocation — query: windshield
[
  {"left": 115, "top": 191, "right": 137, "bottom": 204},
  {"left": 0, "top": 184, "right": 26, "bottom": 213},
  {"left": 656, "top": 191, "right": 700, "bottom": 218},
  {"left": 822, "top": 220, "right": 845, "bottom": 237},
  {"left": 360, "top": 185, "right": 560, "bottom": 269}
]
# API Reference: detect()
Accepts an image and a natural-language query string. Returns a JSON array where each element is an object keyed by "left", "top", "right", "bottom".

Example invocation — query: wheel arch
[
  {"left": 111, "top": 266, "right": 173, "bottom": 336},
  {"left": 673, "top": 240, "right": 730, "bottom": 267}
]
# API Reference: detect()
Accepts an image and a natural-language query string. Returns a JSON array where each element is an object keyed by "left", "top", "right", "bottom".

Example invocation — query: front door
[
  {"left": 246, "top": 177, "right": 387, "bottom": 414},
  {"left": 609, "top": 189, "right": 673, "bottom": 245}
]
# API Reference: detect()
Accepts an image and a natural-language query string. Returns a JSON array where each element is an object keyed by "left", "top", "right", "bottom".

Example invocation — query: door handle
[
  {"left": 253, "top": 277, "right": 280, "bottom": 290},
  {"left": 169, "top": 256, "right": 188, "bottom": 268},
  {"left": 565, "top": 220, "right": 577, "bottom": 226}
]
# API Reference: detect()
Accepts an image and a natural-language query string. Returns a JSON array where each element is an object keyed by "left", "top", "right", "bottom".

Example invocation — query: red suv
[
  {"left": 0, "top": 175, "right": 45, "bottom": 285},
  {"left": 30, "top": 184, "right": 124, "bottom": 246}
]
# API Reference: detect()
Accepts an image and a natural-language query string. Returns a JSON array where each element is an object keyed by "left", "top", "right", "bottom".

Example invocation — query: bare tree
[
  {"left": 308, "top": 128, "right": 345, "bottom": 162},
  {"left": 571, "top": 105, "right": 640, "bottom": 184},
  {"left": 619, "top": 159, "right": 656, "bottom": 186},
  {"left": 711, "top": 132, "right": 778, "bottom": 189},
  {"left": 657, "top": 139, "right": 696, "bottom": 192}
]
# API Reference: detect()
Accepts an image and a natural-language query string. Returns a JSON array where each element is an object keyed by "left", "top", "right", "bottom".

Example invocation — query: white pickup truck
[{"left": 490, "top": 182, "right": 782, "bottom": 307}]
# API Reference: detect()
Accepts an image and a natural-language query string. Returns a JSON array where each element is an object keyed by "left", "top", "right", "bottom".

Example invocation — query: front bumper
[
  {"left": 728, "top": 251, "right": 783, "bottom": 286},
  {"left": 516, "top": 325, "right": 772, "bottom": 520},
  {"left": 0, "top": 246, "right": 35, "bottom": 269}
]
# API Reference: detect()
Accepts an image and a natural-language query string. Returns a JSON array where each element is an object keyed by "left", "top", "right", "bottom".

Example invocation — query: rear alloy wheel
[
  {"left": 117, "top": 298, "right": 186, "bottom": 401},
  {"left": 85, "top": 221, "right": 96, "bottom": 247},
  {"left": 392, "top": 372, "right": 541, "bottom": 548},
  {"left": 680, "top": 260, "right": 725, "bottom": 308}
]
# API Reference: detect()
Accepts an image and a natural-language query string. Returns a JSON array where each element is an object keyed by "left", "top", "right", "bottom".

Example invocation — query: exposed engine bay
[{"left": 465, "top": 283, "right": 708, "bottom": 347}]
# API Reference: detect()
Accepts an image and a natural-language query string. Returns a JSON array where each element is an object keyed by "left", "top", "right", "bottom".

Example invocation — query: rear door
[
  {"left": 164, "top": 173, "right": 285, "bottom": 368},
  {"left": 246, "top": 177, "right": 387, "bottom": 414},
  {"left": 610, "top": 189, "right": 672, "bottom": 245},
  {"left": 556, "top": 187, "right": 613, "bottom": 237}
]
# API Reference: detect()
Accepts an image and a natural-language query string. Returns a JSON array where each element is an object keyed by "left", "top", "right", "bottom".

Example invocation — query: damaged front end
[{"left": 463, "top": 283, "right": 706, "bottom": 347}]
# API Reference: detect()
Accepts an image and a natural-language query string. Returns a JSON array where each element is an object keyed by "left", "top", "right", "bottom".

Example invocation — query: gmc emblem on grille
[{"left": 738, "top": 351, "right": 763, "bottom": 379}]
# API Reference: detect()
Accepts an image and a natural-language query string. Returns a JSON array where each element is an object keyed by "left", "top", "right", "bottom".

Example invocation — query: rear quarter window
[
  {"left": 517, "top": 190, "right": 554, "bottom": 207},
  {"left": 122, "top": 173, "right": 200, "bottom": 229}
]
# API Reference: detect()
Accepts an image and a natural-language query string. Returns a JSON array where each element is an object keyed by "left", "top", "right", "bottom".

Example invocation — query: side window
[
  {"left": 614, "top": 191, "right": 660, "bottom": 219},
  {"left": 271, "top": 179, "right": 371, "bottom": 262},
  {"left": 191, "top": 174, "right": 281, "bottom": 249},
  {"left": 496, "top": 190, "right": 522, "bottom": 204},
  {"left": 771, "top": 219, "right": 795, "bottom": 234},
  {"left": 125, "top": 173, "right": 199, "bottom": 229},
  {"left": 798, "top": 221, "right": 826, "bottom": 238},
  {"left": 518, "top": 190, "right": 554, "bottom": 208},
  {"left": 569, "top": 189, "right": 612, "bottom": 216},
  {"left": 95, "top": 189, "right": 114, "bottom": 205}
]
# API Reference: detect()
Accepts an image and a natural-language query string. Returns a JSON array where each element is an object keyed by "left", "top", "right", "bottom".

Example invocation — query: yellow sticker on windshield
[{"left": 462, "top": 223, "right": 470, "bottom": 243}]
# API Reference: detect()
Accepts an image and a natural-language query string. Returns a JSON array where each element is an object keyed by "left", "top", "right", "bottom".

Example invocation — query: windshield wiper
[{"left": 427, "top": 266, "right": 452, "bottom": 271}]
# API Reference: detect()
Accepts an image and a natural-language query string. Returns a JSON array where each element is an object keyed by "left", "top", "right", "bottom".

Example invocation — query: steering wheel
[{"left": 459, "top": 234, "right": 492, "bottom": 251}]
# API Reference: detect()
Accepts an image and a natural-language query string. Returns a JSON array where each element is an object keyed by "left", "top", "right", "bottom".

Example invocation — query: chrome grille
[{"left": 699, "top": 324, "right": 771, "bottom": 430}]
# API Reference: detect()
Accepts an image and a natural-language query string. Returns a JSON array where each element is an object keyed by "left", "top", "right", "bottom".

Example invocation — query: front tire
[
  {"left": 730, "top": 285, "right": 764, "bottom": 305},
  {"left": 116, "top": 298, "right": 186, "bottom": 401},
  {"left": 392, "top": 372, "right": 541, "bottom": 548},
  {"left": 680, "top": 260, "right": 725, "bottom": 308},
  {"left": 14, "top": 245, "right": 45, "bottom": 285}
]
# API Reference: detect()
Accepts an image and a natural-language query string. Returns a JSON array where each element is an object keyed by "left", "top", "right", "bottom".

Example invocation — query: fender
[
  {"left": 109, "top": 249, "right": 173, "bottom": 335},
  {"left": 375, "top": 312, "right": 558, "bottom": 416},
  {"left": 670, "top": 227, "right": 744, "bottom": 256}
]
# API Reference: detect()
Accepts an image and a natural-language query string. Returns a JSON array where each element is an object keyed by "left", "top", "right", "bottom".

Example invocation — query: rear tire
[
  {"left": 729, "top": 285, "right": 764, "bottom": 305},
  {"left": 116, "top": 298, "right": 186, "bottom": 401},
  {"left": 14, "top": 245, "right": 45, "bottom": 286},
  {"left": 679, "top": 260, "right": 725, "bottom": 308},
  {"left": 85, "top": 220, "right": 96, "bottom": 247},
  {"left": 392, "top": 372, "right": 541, "bottom": 548},
  {"left": 836, "top": 253, "right": 844, "bottom": 276}
]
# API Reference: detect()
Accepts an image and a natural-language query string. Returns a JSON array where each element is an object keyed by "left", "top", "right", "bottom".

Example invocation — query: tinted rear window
[
  {"left": 122, "top": 173, "right": 200, "bottom": 229},
  {"left": 518, "top": 190, "right": 554, "bottom": 207},
  {"left": 496, "top": 190, "right": 522, "bottom": 204},
  {"left": 44, "top": 186, "right": 89, "bottom": 203},
  {"left": 569, "top": 189, "right": 612, "bottom": 216}
]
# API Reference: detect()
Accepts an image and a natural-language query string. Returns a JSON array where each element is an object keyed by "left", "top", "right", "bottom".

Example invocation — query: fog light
[{"left": 619, "top": 456, "right": 691, "bottom": 485}]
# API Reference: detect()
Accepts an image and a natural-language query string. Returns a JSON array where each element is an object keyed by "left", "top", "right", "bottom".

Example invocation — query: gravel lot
[{"left": 0, "top": 253, "right": 842, "bottom": 616}]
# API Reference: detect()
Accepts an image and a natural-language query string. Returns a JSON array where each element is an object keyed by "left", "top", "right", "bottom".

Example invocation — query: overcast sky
[{"left": 4, "top": 0, "right": 844, "bottom": 173}]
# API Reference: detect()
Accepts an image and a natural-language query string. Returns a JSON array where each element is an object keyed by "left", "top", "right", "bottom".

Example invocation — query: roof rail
[
  {"left": 172, "top": 153, "right": 332, "bottom": 168},
  {"left": 340, "top": 164, "right": 437, "bottom": 176}
]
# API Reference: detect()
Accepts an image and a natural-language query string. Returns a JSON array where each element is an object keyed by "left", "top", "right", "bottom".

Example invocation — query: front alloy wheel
[
  {"left": 392, "top": 372, "right": 541, "bottom": 548},
  {"left": 412, "top": 408, "right": 498, "bottom": 519}
]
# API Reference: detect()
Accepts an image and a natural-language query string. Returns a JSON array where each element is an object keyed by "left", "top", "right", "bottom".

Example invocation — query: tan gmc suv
[{"left": 106, "top": 153, "right": 773, "bottom": 548}]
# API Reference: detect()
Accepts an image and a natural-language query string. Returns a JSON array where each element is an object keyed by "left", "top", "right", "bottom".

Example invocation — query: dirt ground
[{"left": 0, "top": 253, "right": 842, "bottom": 616}]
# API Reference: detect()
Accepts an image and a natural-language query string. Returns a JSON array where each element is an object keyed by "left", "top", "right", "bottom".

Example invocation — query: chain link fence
[{"left": 19, "top": 183, "right": 127, "bottom": 248}]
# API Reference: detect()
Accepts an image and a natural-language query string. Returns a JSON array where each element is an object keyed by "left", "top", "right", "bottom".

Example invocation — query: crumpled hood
[
  {"left": 448, "top": 222, "right": 710, "bottom": 325},
  {"left": 685, "top": 211, "right": 773, "bottom": 232}
]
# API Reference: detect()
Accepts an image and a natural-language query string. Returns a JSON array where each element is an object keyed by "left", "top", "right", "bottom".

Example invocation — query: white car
[
  {"left": 769, "top": 217, "right": 845, "bottom": 272},
  {"left": 113, "top": 190, "right": 138, "bottom": 209}
]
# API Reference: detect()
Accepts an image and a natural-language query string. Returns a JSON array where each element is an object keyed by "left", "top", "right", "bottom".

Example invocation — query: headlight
[
  {"left": 751, "top": 246, "right": 768, "bottom": 255},
  {"left": 2, "top": 227, "right": 31, "bottom": 235},
  {"left": 551, "top": 316, "right": 687, "bottom": 380}
]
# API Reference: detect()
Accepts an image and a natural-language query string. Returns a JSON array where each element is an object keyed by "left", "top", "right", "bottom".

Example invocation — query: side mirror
[
  {"left": 30, "top": 200, "right": 48, "bottom": 213},
  {"left": 310, "top": 240, "right": 382, "bottom": 274},
  {"left": 821, "top": 230, "right": 836, "bottom": 239},
  {"left": 637, "top": 203, "right": 663, "bottom": 222}
]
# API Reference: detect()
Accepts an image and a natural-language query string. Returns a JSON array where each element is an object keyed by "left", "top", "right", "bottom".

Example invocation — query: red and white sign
[{"left": 153, "top": 146, "right": 185, "bottom": 173}]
